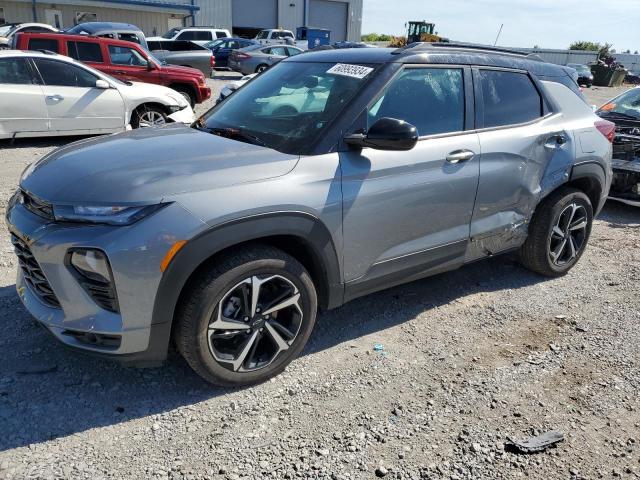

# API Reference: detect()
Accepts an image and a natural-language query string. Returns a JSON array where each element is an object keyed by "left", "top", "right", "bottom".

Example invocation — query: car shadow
[
  {"left": 597, "top": 201, "right": 639, "bottom": 228},
  {"left": 0, "top": 252, "right": 546, "bottom": 452},
  {"left": 0, "top": 136, "right": 89, "bottom": 150}
]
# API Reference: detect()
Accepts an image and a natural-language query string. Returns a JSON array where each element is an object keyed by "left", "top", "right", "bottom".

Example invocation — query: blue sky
[{"left": 361, "top": 0, "right": 639, "bottom": 52}]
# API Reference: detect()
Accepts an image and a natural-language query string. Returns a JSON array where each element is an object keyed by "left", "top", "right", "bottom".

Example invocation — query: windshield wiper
[
  {"left": 201, "top": 126, "right": 268, "bottom": 148},
  {"left": 599, "top": 111, "right": 640, "bottom": 121}
]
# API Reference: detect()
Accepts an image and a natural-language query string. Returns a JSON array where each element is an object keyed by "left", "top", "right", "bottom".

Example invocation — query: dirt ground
[{"left": 0, "top": 81, "right": 638, "bottom": 480}]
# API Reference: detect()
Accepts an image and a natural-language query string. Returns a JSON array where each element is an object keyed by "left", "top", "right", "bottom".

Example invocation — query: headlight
[{"left": 53, "top": 203, "right": 168, "bottom": 225}]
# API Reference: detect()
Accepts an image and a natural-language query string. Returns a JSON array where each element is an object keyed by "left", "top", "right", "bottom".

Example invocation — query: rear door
[
  {"left": 31, "top": 57, "right": 125, "bottom": 132},
  {"left": 470, "top": 67, "right": 573, "bottom": 259},
  {"left": 0, "top": 56, "right": 48, "bottom": 136}
]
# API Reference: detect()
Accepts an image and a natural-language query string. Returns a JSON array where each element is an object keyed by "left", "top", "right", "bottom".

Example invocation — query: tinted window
[
  {"left": 215, "top": 31, "right": 227, "bottom": 38},
  {"left": 27, "top": 38, "right": 60, "bottom": 53},
  {"left": 67, "top": 41, "right": 103, "bottom": 62},
  {"left": 541, "top": 74, "right": 586, "bottom": 103},
  {"left": 479, "top": 70, "right": 542, "bottom": 127},
  {"left": 33, "top": 58, "right": 97, "bottom": 87},
  {"left": 286, "top": 47, "right": 301, "bottom": 56},
  {"left": 21, "top": 26, "right": 52, "bottom": 33},
  {"left": 108, "top": 45, "right": 147, "bottom": 66},
  {"left": 269, "top": 46, "right": 287, "bottom": 56},
  {"left": 177, "top": 30, "right": 212, "bottom": 41},
  {"left": 118, "top": 33, "right": 142, "bottom": 44},
  {"left": 369, "top": 68, "right": 465, "bottom": 136},
  {"left": 0, "top": 57, "right": 33, "bottom": 84}
]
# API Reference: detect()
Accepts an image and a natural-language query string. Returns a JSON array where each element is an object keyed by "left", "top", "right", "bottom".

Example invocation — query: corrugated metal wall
[{"left": 193, "top": 0, "right": 232, "bottom": 28}]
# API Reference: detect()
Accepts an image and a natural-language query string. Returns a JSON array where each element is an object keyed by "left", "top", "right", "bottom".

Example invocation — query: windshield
[
  {"left": 162, "top": 27, "right": 180, "bottom": 39},
  {"left": 598, "top": 88, "right": 640, "bottom": 120},
  {"left": 0, "top": 25, "right": 15, "bottom": 37},
  {"left": 205, "top": 39, "right": 225, "bottom": 49},
  {"left": 256, "top": 30, "right": 269, "bottom": 39},
  {"left": 196, "top": 61, "right": 376, "bottom": 155}
]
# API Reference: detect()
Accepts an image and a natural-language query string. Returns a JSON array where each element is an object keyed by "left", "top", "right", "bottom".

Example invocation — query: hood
[
  {"left": 120, "top": 81, "right": 187, "bottom": 105},
  {"left": 21, "top": 125, "right": 299, "bottom": 204},
  {"left": 158, "top": 63, "right": 204, "bottom": 78}
]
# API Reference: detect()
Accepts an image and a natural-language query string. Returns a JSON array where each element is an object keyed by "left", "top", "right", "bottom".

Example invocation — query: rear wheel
[
  {"left": 131, "top": 105, "right": 167, "bottom": 129},
  {"left": 520, "top": 187, "right": 593, "bottom": 276},
  {"left": 255, "top": 64, "right": 269, "bottom": 73},
  {"left": 175, "top": 245, "right": 318, "bottom": 386}
]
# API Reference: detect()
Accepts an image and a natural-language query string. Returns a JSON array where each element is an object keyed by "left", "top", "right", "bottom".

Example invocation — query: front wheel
[
  {"left": 175, "top": 245, "right": 318, "bottom": 386},
  {"left": 131, "top": 105, "right": 167, "bottom": 129},
  {"left": 520, "top": 187, "right": 593, "bottom": 277}
]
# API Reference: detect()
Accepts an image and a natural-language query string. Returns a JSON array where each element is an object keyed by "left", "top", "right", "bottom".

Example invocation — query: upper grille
[
  {"left": 21, "top": 190, "right": 54, "bottom": 220},
  {"left": 11, "top": 234, "right": 61, "bottom": 308}
]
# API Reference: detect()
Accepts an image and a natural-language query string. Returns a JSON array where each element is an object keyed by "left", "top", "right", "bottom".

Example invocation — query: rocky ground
[{"left": 0, "top": 81, "right": 638, "bottom": 480}]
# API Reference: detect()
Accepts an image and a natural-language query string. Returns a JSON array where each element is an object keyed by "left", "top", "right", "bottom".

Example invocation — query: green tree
[
  {"left": 361, "top": 33, "right": 392, "bottom": 42},
  {"left": 569, "top": 41, "right": 614, "bottom": 61}
]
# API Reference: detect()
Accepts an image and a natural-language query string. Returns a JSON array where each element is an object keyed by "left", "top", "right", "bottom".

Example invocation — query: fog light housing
[
  {"left": 68, "top": 249, "right": 119, "bottom": 312},
  {"left": 70, "top": 249, "right": 112, "bottom": 283}
]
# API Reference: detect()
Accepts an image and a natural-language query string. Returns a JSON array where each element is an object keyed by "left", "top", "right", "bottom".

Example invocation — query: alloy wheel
[
  {"left": 207, "top": 274, "right": 303, "bottom": 372},
  {"left": 138, "top": 110, "right": 166, "bottom": 128},
  {"left": 549, "top": 203, "right": 588, "bottom": 266}
]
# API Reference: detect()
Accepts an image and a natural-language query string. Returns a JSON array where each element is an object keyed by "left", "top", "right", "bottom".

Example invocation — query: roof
[
  {"left": 66, "top": 22, "right": 142, "bottom": 33},
  {"left": 0, "top": 49, "right": 71, "bottom": 60},
  {"left": 287, "top": 42, "right": 570, "bottom": 77}
]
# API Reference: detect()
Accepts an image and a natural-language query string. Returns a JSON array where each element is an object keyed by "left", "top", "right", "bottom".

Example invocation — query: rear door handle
[
  {"left": 446, "top": 149, "right": 475, "bottom": 164},
  {"left": 545, "top": 134, "right": 567, "bottom": 148},
  {"left": 46, "top": 94, "right": 63, "bottom": 102}
]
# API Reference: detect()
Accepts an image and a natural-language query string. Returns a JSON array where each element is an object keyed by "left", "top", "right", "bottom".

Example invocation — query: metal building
[{"left": 0, "top": 0, "right": 362, "bottom": 41}]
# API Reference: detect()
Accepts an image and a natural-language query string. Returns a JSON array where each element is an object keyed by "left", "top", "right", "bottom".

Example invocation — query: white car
[
  {"left": 0, "top": 23, "right": 58, "bottom": 49},
  {"left": 148, "top": 27, "right": 231, "bottom": 46},
  {"left": 217, "top": 73, "right": 256, "bottom": 103},
  {"left": 0, "top": 50, "right": 194, "bottom": 140}
]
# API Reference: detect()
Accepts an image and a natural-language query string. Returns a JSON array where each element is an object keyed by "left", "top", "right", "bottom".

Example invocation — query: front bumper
[
  {"left": 197, "top": 85, "right": 212, "bottom": 103},
  {"left": 6, "top": 199, "right": 206, "bottom": 365},
  {"left": 609, "top": 158, "right": 640, "bottom": 207},
  {"left": 168, "top": 104, "right": 195, "bottom": 124}
]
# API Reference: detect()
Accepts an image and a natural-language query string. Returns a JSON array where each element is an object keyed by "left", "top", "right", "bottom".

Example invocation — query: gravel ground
[{"left": 0, "top": 82, "right": 638, "bottom": 480}]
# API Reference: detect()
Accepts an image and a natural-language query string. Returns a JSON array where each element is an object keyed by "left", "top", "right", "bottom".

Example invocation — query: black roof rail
[
  {"left": 394, "top": 42, "right": 542, "bottom": 61},
  {"left": 33, "top": 49, "right": 57, "bottom": 55}
]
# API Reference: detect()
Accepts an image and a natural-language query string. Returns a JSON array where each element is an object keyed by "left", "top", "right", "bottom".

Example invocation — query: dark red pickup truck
[{"left": 14, "top": 32, "right": 211, "bottom": 105}]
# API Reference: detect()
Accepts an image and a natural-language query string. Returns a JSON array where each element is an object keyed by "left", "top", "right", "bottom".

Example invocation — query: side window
[
  {"left": 0, "top": 57, "right": 34, "bottom": 84},
  {"left": 67, "top": 41, "right": 103, "bottom": 63},
  {"left": 228, "top": 41, "right": 239, "bottom": 49},
  {"left": 479, "top": 70, "right": 542, "bottom": 128},
  {"left": 28, "top": 38, "right": 60, "bottom": 53},
  {"left": 108, "top": 45, "right": 147, "bottom": 66},
  {"left": 369, "top": 68, "right": 465, "bottom": 136},
  {"left": 215, "top": 31, "right": 227, "bottom": 38},
  {"left": 118, "top": 33, "right": 142, "bottom": 45},
  {"left": 33, "top": 58, "right": 97, "bottom": 87},
  {"left": 270, "top": 46, "right": 287, "bottom": 56},
  {"left": 286, "top": 47, "right": 301, "bottom": 57},
  {"left": 177, "top": 30, "right": 211, "bottom": 41}
]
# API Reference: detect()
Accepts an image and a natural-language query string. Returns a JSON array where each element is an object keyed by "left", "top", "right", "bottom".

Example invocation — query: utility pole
[{"left": 493, "top": 23, "right": 504, "bottom": 46}]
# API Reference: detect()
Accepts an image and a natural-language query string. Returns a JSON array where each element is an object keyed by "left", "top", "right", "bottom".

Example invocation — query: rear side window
[
  {"left": 369, "top": 68, "right": 465, "bottom": 136},
  {"left": 177, "top": 30, "right": 212, "bottom": 41},
  {"left": 479, "top": 70, "right": 542, "bottom": 127},
  {"left": 0, "top": 57, "right": 33, "bottom": 84},
  {"left": 542, "top": 74, "right": 587, "bottom": 103},
  {"left": 269, "top": 46, "right": 287, "bottom": 56},
  {"left": 33, "top": 58, "right": 97, "bottom": 87},
  {"left": 215, "top": 31, "right": 227, "bottom": 38},
  {"left": 28, "top": 38, "right": 60, "bottom": 53},
  {"left": 118, "top": 33, "right": 142, "bottom": 44},
  {"left": 67, "top": 41, "right": 103, "bottom": 62}
]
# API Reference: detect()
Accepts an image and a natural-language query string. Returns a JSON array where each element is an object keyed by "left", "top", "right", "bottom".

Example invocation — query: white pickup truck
[{"left": 254, "top": 29, "right": 307, "bottom": 49}]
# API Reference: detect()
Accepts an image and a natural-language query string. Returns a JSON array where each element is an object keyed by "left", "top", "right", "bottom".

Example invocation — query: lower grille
[
  {"left": 76, "top": 277, "right": 119, "bottom": 313},
  {"left": 11, "top": 234, "right": 61, "bottom": 308}
]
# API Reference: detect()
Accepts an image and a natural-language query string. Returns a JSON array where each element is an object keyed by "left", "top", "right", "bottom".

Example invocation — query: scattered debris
[
  {"left": 505, "top": 430, "right": 565, "bottom": 454},
  {"left": 16, "top": 364, "right": 57, "bottom": 375},
  {"left": 373, "top": 343, "right": 385, "bottom": 352},
  {"left": 555, "top": 314, "right": 567, "bottom": 320}
]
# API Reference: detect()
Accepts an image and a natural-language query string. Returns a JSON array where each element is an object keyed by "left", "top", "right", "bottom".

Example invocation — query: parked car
[
  {"left": 6, "top": 44, "right": 613, "bottom": 386},
  {"left": 147, "top": 40, "right": 214, "bottom": 76},
  {"left": 625, "top": 71, "right": 640, "bottom": 85},
  {"left": 596, "top": 87, "right": 640, "bottom": 206},
  {"left": 331, "top": 41, "right": 376, "bottom": 49},
  {"left": 65, "top": 22, "right": 148, "bottom": 50},
  {"left": 204, "top": 37, "right": 257, "bottom": 68},
  {"left": 15, "top": 32, "right": 211, "bottom": 106},
  {"left": 217, "top": 73, "right": 256, "bottom": 103},
  {"left": 566, "top": 63, "right": 594, "bottom": 88},
  {"left": 229, "top": 44, "right": 303, "bottom": 74},
  {"left": 148, "top": 27, "right": 231, "bottom": 46},
  {"left": 0, "top": 22, "right": 57, "bottom": 49},
  {"left": 0, "top": 50, "right": 193, "bottom": 139}
]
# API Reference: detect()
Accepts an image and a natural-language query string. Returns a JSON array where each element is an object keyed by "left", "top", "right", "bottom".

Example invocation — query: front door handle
[
  {"left": 46, "top": 94, "right": 63, "bottom": 102},
  {"left": 446, "top": 149, "right": 475, "bottom": 164},
  {"left": 545, "top": 134, "right": 567, "bottom": 148},
  {"left": 113, "top": 70, "right": 127, "bottom": 74}
]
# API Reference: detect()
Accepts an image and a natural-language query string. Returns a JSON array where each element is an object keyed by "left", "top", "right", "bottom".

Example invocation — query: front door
[
  {"left": 31, "top": 58, "right": 125, "bottom": 132},
  {"left": 106, "top": 44, "right": 159, "bottom": 84},
  {"left": 45, "top": 9, "right": 63, "bottom": 29},
  {"left": 341, "top": 66, "right": 480, "bottom": 296},
  {"left": 0, "top": 57, "right": 48, "bottom": 137}
]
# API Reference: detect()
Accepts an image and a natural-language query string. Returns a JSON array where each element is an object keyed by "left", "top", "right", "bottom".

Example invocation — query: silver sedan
[{"left": 228, "top": 44, "right": 303, "bottom": 75}]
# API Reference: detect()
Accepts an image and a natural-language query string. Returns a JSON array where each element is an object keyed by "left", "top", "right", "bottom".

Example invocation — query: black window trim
[
  {"left": 363, "top": 63, "right": 475, "bottom": 142},
  {"left": 0, "top": 55, "right": 37, "bottom": 85},
  {"left": 471, "top": 66, "right": 555, "bottom": 133},
  {"left": 28, "top": 57, "right": 99, "bottom": 87},
  {"left": 67, "top": 40, "right": 104, "bottom": 64}
]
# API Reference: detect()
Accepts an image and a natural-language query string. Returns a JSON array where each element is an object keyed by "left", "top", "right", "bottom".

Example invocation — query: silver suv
[{"left": 6, "top": 44, "right": 613, "bottom": 386}]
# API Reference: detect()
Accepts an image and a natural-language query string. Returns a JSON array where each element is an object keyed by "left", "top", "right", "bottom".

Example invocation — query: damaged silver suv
[{"left": 6, "top": 44, "right": 613, "bottom": 386}]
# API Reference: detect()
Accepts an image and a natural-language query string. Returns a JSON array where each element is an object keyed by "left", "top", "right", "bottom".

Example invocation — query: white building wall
[{"left": 193, "top": 0, "right": 232, "bottom": 28}]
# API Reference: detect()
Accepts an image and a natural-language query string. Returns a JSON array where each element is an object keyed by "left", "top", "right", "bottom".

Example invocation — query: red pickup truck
[{"left": 14, "top": 32, "right": 211, "bottom": 106}]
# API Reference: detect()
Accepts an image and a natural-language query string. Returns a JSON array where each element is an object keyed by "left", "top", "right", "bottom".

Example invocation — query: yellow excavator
[{"left": 406, "top": 21, "right": 448, "bottom": 43}]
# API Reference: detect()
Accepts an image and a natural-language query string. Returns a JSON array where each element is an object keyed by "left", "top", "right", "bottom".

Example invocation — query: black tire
[
  {"left": 173, "top": 88, "right": 196, "bottom": 107},
  {"left": 175, "top": 245, "right": 318, "bottom": 386},
  {"left": 520, "top": 187, "right": 593, "bottom": 277},
  {"left": 131, "top": 105, "right": 168, "bottom": 129},
  {"left": 255, "top": 64, "right": 269, "bottom": 73}
]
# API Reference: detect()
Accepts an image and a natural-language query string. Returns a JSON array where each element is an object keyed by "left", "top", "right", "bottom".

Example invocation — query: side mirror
[
  {"left": 95, "top": 79, "right": 111, "bottom": 89},
  {"left": 344, "top": 117, "right": 419, "bottom": 151},
  {"left": 146, "top": 60, "right": 155, "bottom": 71}
]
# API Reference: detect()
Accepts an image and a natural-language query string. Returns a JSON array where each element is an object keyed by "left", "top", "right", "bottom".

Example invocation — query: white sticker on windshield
[{"left": 326, "top": 63, "right": 373, "bottom": 79}]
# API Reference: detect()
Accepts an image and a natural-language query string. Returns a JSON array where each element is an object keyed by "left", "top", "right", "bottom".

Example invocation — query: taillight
[
  {"left": 210, "top": 55, "right": 216, "bottom": 67},
  {"left": 236, "top": 52, "right": 251, "bottom": 60},
  {"left": 595, "top": 119, "right": 616, "bottom": 143}
]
